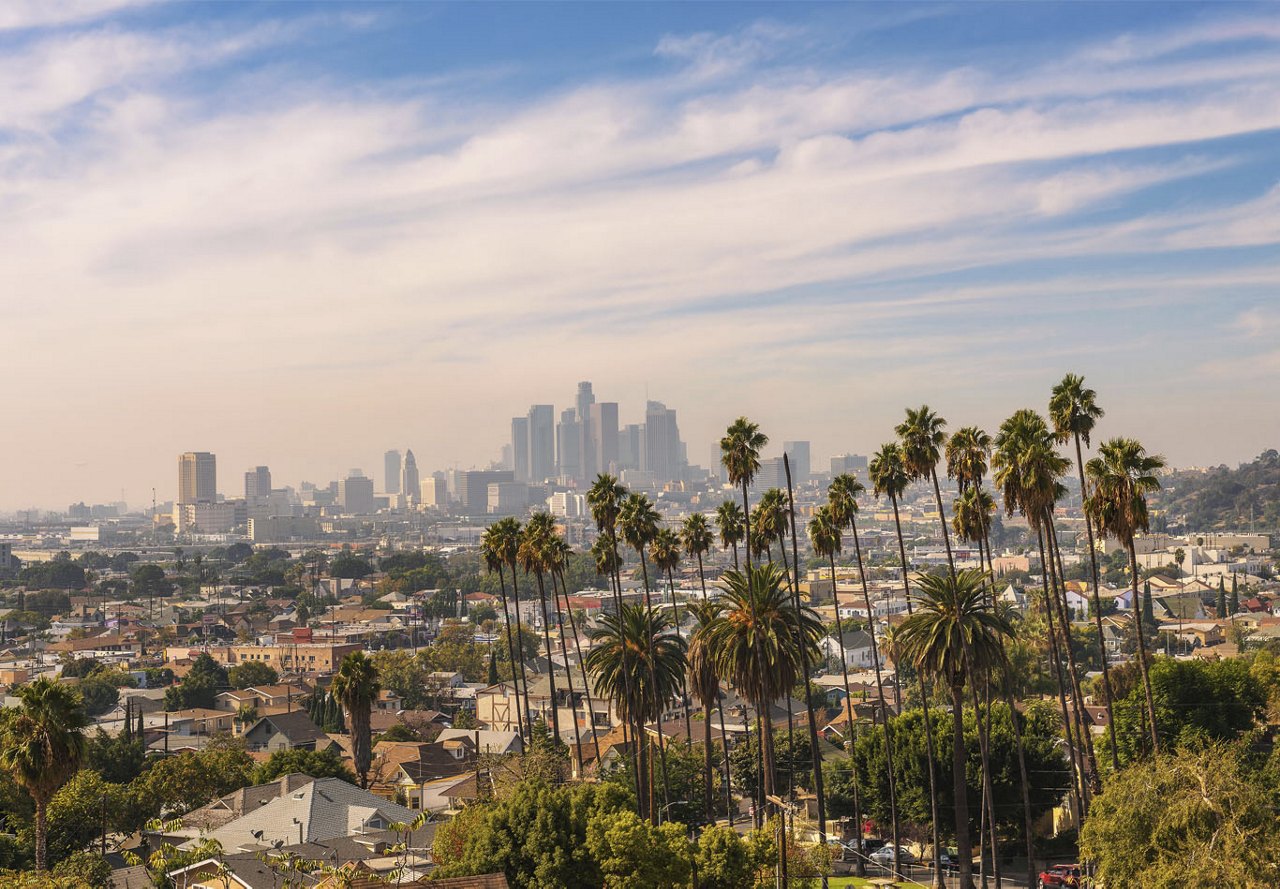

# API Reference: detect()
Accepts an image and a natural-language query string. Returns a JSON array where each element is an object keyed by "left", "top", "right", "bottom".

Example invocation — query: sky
[{"left": 3, "top": 1, "right": 1280, "bottom": 511}]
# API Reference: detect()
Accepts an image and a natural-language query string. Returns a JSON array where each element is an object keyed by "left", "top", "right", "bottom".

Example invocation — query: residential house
[
  {"left": 241, "top": 710, "right": 335, "bottom": 753},
  {"left": 820, "top": 629, "right": 875, "bottom": 670}
]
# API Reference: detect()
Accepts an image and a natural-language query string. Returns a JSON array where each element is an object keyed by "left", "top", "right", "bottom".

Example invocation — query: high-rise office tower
[
  {"left": 590, "top": 402, "right": 619, "bottom": 476},
  {"left": 831, "top": 454, "right": 869, "bottom": 475},
  {"left": 244, "top": 466, "right": 272, "bottom": 502},
  {"left": 511, "top": 417, "right": 530, "bottom": 482},
  {"left": 528, "top": 405, "right": 555, "bottom": 481},
  {"left": 643, "top": 401, "right": 682, "bottom": 482},
  {"left": 384, "top": 450, "right": 402, "bottom": 495},
  {"left": 783, "top": 441, "right": 811, "bottom": 486},
  {"left": 338, "top": 472, "right": 375, "bottom": 514},
  {"left": 619, "top": 423, "right": 645, "bottom": 471},
  {"left": 178, "top": 452, "right": 216, "bottom": 504},
  {"left": 401, "top": 450, "right": 420, "bottom": 505},
  {"left": 576, "top": 382, "right": 596, "bottom": 481},
  {"left": 557, "top": 408, "right": 581, "bottom": 482}
]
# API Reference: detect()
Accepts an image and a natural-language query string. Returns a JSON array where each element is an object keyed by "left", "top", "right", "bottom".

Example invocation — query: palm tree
[
  {"left": 519, "top": 513, "right": 562, "bottom": 745},
  {"left": 994, "top": 410, "right": 1093, "bottom": 817},
  {"left": 492, "top": 517, "right": 533, "bottom": 731},
  {"left": 587, "top": 604, "right": 687, "bottom": 823},
  {"left": 829, "top": 472, "right": 900, "bottom": 867},
  {"left": 651, "top": 527, "right": 692, "bottom": 744},
  {"left": 0, "top": 678, "right": 90, "bottom": 871},
  {"left": 946, "top": 426, "right": 993, "bottom": 495},
  {"left": 897, "top": 569, "right": 1014, "bottom": 889},
  {"left": 617, "top": 493, "right": 671, "bottom": 807},
  {"left": 1050, "top": 373, "right": 1119, "bottom": 771},
  {"left": 897, "top": 405, "right": 955, "bottom": 574},
  {"left": 703, "top": 565, "right": 821, "bottom": 812},
  {"left": 715, "top": 500, "right": 745, "bottom": 570},
  {"left": 681, "top": 513, "right": 714, "bottom": 600},
  {"left": 481, "top": 523, "right": 525, "bottom": 742},
  {"left": 545, "top": 536, "right": 587, "bottom": 777},
  {"left": 1086, "top": 438, "right": 1165, "bottom": 755},
  {"left": 808, "top": 505, "right": 865, "bottom": 876},
  {"left": 870, "top": 442, "right": 945, "bottom": 887},
  {"left": 720, "top": 418, "right": 768, "bottom": 571},
  {"left": 754, "top": 488, "right": 788, "bottom": 566},
  {"left": 687, "top": 598, "right": 726, "bottom": 824},
  {"left": 331, "top": 652, "right": 380, "bottom": 789}
]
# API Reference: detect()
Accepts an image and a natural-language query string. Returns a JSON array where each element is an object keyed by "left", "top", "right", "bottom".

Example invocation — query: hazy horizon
[{"left": 4, "top": 2, "right": 1279, "bottom": 511}]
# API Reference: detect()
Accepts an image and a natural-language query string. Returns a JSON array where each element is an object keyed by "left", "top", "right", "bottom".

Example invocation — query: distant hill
[{"left": 1154, "top": 450, "right": 1280, "bottom": 535}]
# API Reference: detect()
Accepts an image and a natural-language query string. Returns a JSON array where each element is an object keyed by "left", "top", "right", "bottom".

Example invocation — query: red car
[{"left": 1038, "top": 864, "right": 1081, "bottom": 888}]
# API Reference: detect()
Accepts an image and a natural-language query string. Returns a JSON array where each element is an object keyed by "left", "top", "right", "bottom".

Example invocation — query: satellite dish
[{"left": 251, "top": 830, "right": 264, "bottom": 840}]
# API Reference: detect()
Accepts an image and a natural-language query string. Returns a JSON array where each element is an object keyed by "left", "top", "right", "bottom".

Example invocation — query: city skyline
[{"left": 4, "top": 2, "right": 1280, "bottom": 508}]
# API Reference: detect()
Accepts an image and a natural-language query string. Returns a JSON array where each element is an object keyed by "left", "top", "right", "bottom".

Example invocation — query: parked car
[
  {"left": 938, "top": 848, "right": 960, "bottom": 873},
  {"left": 1038, "top": 864, "right": 1081, "bottom": 888},
  {"left": 870, "top": 845, "right": 916, "bottom": 867}
]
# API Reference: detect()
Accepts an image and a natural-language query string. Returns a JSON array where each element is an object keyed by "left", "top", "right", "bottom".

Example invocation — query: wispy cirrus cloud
[{"left": 2, "top": 4, "right": 1280, "bottom": 506}]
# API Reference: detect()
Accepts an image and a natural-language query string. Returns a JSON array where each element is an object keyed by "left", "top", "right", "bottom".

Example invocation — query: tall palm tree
[
  {"left": 617, "top": 493, "right": 671, "bottom": 806},
  {"left": 1050, "top": 373, "right": 1119, "bottom": 771},
  {"left": 687, "top": 598, "right": 727, "bottom": 824},
  {"left": 651, "top": 527, "right": 692, "bottom": 744},
  {"left": 519, "top": 513, "right": 562, "bottom": 745},
  {"left": 681, "top": 513, "right": 714, "bottom": 600},
  {"left": 870, "top": 442, "right": 945, "bottom": 887},
  {"left": 808, "top": 505, "right": 866, "bottom": 876},
  {"left": 994, "top": 410, "right": 1092, "bottom": 816},
  {"left": 715, "top": 500, "right": 745, "bottom": 570},
  {"left": 897, "top": 406, "right": 955, "bottom": 575},
  {"left": 331, "top": 651, "right": 381, "bottom": 789},
  {"left": 1086, "top": 438, "right": 1165, "bottom": 755},
  {"left": 492, "top": 517, "right": 533, "bottom": 731},
  {"left": 546, "top": 536, "right": 590, "bottom": 776},
  {"left": 587, "top": 604, "right": 687, "bottom": 823},
  {"left": 703, "top": 565, "right": 821, "bottom": 814},
  {"left": 0, "top": 678, "right": 90, "bottom": 871},
  {"left": 720, "top": 418, "right": 768, "bottom": 571},
  {"left": 897, "top": 569, "right": 1014, "bottom": 889},
  {"left": 481, "top": 523, "right": 525, "bottom": 742},
  {"left": 829, "top": 472, "right": 900, "bottom": 868},
  {"left": 754, "top": 488, "right": 788, "bottom": 566}
]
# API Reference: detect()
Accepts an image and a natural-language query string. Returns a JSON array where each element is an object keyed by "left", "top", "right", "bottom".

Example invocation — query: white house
[{"left": 821, "top": 629, "right": 876, "bottom": 670}]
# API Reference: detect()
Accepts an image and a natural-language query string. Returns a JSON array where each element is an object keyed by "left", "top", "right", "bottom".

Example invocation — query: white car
[{"left": 870, "top": 845, "right": 916, "bottom": 867}]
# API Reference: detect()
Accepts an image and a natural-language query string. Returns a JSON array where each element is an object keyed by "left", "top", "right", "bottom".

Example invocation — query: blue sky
[{"left": 2, "top": 1, "right": 1279, "bottom": 508}]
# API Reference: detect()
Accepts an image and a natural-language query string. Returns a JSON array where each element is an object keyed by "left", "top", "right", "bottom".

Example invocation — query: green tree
[
  {"left": 76, "top": 678, "right": 118, "bottom": 718},
  {"left": 0, "top": 679, "right": 91, "bottom": 871},
  {"left": 1080, "top": 744, "right": 1280, "bottom": 888},
  {"left": 720, "top": 418, "right": 768, "bottom": 571},
  {"left": 83, "top": 729, "right": 145, "bottom": 785},
  {"left": 897, "top": 405, "right": 955, "bottom": 574},
  {"left": 51, "top": 850, "right": 111, "bottom": 888},
  {"left": 43, "top": 770, "right": 137, "bottom": 868},
  {"left": 133, "top": 738, "right": 253, "bottom": 817},
  {"left": 331, "top": 651, "right": 380, "bottom": 788},
  {"left": 714, "top": 501, "right": 745, "bottom": 571},
  {"left": 329, "top": 553, "right": 373, "bottom": 579},
  {"left": 251, "top": 747, "right": 356, "bottom": 785},
  {"left": 584, "top": 807, "right": 692, "bottom": 888},
  {"left": 226, "top": 660, "right": 278, "bottom": 689}
]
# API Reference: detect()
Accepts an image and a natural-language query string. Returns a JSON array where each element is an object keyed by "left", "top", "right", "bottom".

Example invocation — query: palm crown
[
  {"left": 715, "top": 501, "right": 745, "bottom": 550},
  {"left": 720, "top": 417, "right": 768, "bottom": 488},
  {"left": 896, "top": 405, "right": 947, "bottom": 482},
  {"left": 1049, "top": 372, "right": 1104, "bottom": 447},
  {"left": 946, "top": 426, "right": 992, "bottom": 492},
  {"left": 828, "top": 473, "right": 864, "bottom": 528},
  {"left": 586, "top": 604, "right": 687, "bottom": 725},
  {"left": 869, "top": 443, "right": 910, "bottom": 501},
  {"left": 896, "top": 568, "right": 1013, "bottom": 688},
  {"left": 681, "top": 513, "right": 714, "bottom": 560},
  {"left": 1085, "top": 438, "right": 1165, "bottom": 546}
]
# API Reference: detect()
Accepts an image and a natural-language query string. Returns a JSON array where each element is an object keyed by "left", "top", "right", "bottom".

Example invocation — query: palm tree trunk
[
  {"left": 1046, "top": 517, "right": 1099, "bottom": 798},
  {"left": 696, "top": 550, "right": 734, "bottom": 824},
  {"left": 717, "top": 700, "right": 733, "bottom": 825},
  {"left": 892, "top": 494, "right": 944, "bottom": 889},
  {"left": 34, "top": 798, "right": 47, "bottom": 873},
  {"left": 703, "top": 701, "right": 715, "bottom": 824},
  {"left": 1128, "top": 543, "right": 1160, "bottom": 754},
  {"left": 558, "top": 568, "right": 603, "bottom": 769},
  {"left": 970, "top": 678, "right": 1001, "bottom": 889},
  {"left": 1002, "top": 675, "right": 1037, "bottom": 889},
  {"left": 931, "top": 469, "right": 956, "bottom": 577},
  {"left": 636, "top": 714, "right": 650, "bottom": 821},
  {"left": 1036, "top": 529, "right": 1085, "bottom": 830},
  {"left": 851, "top": 515, "right": 900, "bottom": 871},
  {"left": 776, "top": 537, "right": 798, "bottom": 816},
  {"left": 666, "top": 566, "right": 693, "bottom": 748},
  {"left": 731, "top": 542, "right": 739, "bottom": 571},
  {"left": 509, "top": 564, "right": 535, "bottom": 735},
  {"left": 951, "top": 682, "right": 974, "bottom": 889},
  {"left": 550, "top": 572, "right": 584, "bottom": 778},
  {"left": 496, "top": 565, "right": 526, "bottom": 743},
  {"left": 637, "top": 548, "right": 671, "bottom": 818},
  {"left": 1074, "top": 432, "right": 1120, "bottom": 772},
  {"left": 534, "top": 573, "right": 561, "bottom": 744},
  {"left": 741, "top": 481, "right": 752, "bottom": 572},
  {"left": 833, "top": 555, "right": 865, "bottom": 877},
  {"left": 609, "top": 533, "right": 644, "bottom": 816}
]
